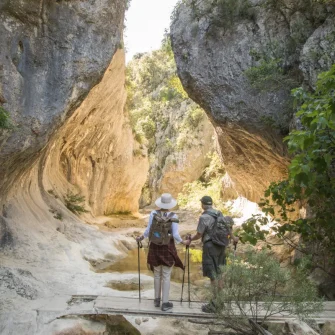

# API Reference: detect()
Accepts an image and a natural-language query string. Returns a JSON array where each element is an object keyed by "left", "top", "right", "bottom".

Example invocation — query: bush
[
  {"left": 177, "top": 153, "right": 230, "bottom": 213},
  {"left": 185, "top": 107, "right": 204, "bottom": 129},
  {"left": 210, "top": 250, "right": 323, "bottom": 335},
  {"left": 0, "top": 106, "right": 12, "bottom": 129},
  {"left": 139, "top": 117, "right": 156, "bottom": 140},
  {"left": 215, "top": 0, "right": 256, "bottom": 27},
  {"left": 245, "top": 59, "right": 298, "bottom": 92},
  {"left": 241, "top": 65, "right": 335, "bottom": 275},
  {"left": 64, "top": 192, "right": 88, "bottom": 214}
]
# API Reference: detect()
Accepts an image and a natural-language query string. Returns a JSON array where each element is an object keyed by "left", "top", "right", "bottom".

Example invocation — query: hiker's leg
[
  {"left": 154, "top": 265, "right": 162, "bottom": 300},
  {"left": 161, "top": 265, "right": 173, "bottom": 303}
]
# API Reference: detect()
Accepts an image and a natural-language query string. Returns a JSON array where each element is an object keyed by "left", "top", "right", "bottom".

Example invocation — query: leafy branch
[{"left": 239, "top": 65, "right": 335, "bottom": 276}]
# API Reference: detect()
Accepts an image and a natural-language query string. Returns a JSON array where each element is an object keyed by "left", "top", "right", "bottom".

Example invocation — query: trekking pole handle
[{"left": 137, "top": 240, "right": 143, "bottom": 248}]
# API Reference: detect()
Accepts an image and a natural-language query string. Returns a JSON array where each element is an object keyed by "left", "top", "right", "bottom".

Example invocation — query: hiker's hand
[
  {"left": 136, "top": 235, "right": 144, "bottom": 242},
  {"left": 182, "top": 239, "right": 191, "bottom": 246},
  {"left": 233, "top": 236, "right": 239, "bottom": 244}
]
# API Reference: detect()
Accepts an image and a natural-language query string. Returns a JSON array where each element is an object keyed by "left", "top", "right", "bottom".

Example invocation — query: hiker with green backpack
[
  {"left": 136, "top": 193, "right": 189, "bottom": 312},
  {"left": 185, "top": 195, "right": 239, "bottom": 313}
]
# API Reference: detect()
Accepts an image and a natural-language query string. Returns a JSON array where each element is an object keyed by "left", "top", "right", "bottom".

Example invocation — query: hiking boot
[
  {"left": 201, "top": 302, "right": 216, "bottom": 313},
  {"left": 161, "top": 302, "right": 173, "bottom": 312},
  {"left": 154, "top": 298, "right": 160, "bottom": 307}
]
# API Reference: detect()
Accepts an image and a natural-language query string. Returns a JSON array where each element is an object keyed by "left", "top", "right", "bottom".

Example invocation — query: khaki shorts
[{"left": 202, "top": 241, "right": 226, "bottom": 280}]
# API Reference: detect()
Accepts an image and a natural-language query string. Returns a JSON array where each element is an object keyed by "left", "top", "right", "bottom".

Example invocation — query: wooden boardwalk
[{"left": 35, "top": 295, "right": 335, "bottom": 324}]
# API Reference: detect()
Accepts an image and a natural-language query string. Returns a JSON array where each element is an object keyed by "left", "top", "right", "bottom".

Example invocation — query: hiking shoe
[
  {"left": 154, "top": 298, "right": 160, "bottom": 307},
  {"left": 161, "top": 302, "right": 173, "bottom": 312},
  {"left": 201, "top": 302, "right": 216, "bottom": 313}
]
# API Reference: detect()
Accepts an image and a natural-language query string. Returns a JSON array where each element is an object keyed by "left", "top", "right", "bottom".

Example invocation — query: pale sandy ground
[
  {"left": 0, "top": 198, "right": 266, "bottom": 335},
  {"left": 0, "top": 208, "right": 216, "bottom": 335}
]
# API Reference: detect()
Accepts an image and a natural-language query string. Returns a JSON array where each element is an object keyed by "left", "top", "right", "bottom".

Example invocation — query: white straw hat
[{"left": 155, "top": 193, "right": 177, "bottom": 210}]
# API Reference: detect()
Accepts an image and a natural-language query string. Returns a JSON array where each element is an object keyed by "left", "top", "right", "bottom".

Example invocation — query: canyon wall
[
  {"left": 126, "top": 44, "right": 216, "bottom": 207},
  {"left": 0, "top": 0, "right": 147, "bottom": 217},
  {"left": 171, "top": 0, "right": 335, "bottom": 201}
]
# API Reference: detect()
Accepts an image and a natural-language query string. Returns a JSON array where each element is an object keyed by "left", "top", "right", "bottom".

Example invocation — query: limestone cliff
[
  {"left": 170, "top": 0, "right": 335, "bottom": 201},
  {"left": 0, "top": 3, "right": 149, "bottom": 333},
  {"left": 0, "top": 0, "right": 148, "bottom": 215}
]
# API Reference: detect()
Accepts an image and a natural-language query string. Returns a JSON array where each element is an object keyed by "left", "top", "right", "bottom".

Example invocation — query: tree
[{"left": 240, "top": 65, "right": 335, "bottom": 276}]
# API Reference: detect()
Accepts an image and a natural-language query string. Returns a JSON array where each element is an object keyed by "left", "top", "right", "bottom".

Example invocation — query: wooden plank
[{"left": 37, "top": 295, "right": 335, "bottom": 324}]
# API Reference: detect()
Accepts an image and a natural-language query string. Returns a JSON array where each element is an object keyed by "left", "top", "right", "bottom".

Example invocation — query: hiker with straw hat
[{"left": 136, "top": 193, "right": 189, "bottom": 312}]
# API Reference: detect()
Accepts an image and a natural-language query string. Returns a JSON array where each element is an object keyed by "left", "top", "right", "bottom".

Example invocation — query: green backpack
[{"left": 149, "top": 211, "right": 179, "bottom": 245}]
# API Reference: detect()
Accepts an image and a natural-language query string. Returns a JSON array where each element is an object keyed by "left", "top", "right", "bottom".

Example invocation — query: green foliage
[
  {"left": 245, "top": 59, "right": 298, "bottom": 92},
  {"left": 139, "top": 117, "right": 156, "bottom": 140},
  {"left": 214, "top": 0, "right": 256, "bottom": 28},
  {"left": 184, "top": 107, "right": 204, "bottom": 129},
  {"left": 64, "top": 192, "right": 88, "bottom": 214},
  {"left": 0, "top": 106, "right": 12, "bottom": 129},
  {"left": 240, "top": 65, "right": 335, "bottom": 275},
  {"left": 177, "top": 153, "right": 230, "bottom": 213},
  {"left": 49, "top": 207, "right": 63, "bottom": 221},
  {"left": 125, "top": 0, "right": 132, "bottom": 10},
  {"left": 54, "top": 212, "right": 63, "bottom": 221},
  {"left": 211, "top": 250, "right": 323, "bottom": 334},
  {"left": 177, "top": 0, "right": 255, "bottom": 30}
]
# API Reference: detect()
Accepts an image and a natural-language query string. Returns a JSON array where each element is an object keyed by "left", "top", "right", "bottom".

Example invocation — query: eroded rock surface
[
  {"left": 0, "top": 0, "right": 125, "bottom": 194},
  {"left": 0, "top": 2, "right": 148, "bottom": 334},
  {"left": 170, "top": 0, "right": 335, "bottom": 201},
  {"left": 0, "top": 1, "right": 148, "bottom": 215}
]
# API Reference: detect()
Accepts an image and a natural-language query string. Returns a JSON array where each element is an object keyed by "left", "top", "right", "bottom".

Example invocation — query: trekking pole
[
  {"left": 180, "top": 245, "right": 188, "bottom": 303},
  {"left": 137, "top": 240, "right": 143, "bottom": 302},
  {"left": 188, "top": 245, "right": 191, "bottom": 306}
]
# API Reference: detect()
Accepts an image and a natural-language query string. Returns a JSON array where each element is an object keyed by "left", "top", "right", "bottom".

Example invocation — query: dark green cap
[{"left": 200, "top": 196, "right": 213, "bottom": 205}]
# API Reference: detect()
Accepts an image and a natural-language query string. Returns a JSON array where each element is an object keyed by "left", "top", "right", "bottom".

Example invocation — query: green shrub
[
  {"left": 244, "top": 59, "right": 298, "bottom": 92},
  {"left": 177, "top": 153, "right": 229, "bottom": 213},
  {"left": 185, "top": 107, "right": 204, "bottom": 129},
  {"left": 181, "top": 0, "right": 256, "bottom": 29},
  {"left": 126, "top": 0, "right": 132, "bottom": 10},
  {"left": 210, "top": 250, "right": 323, "bottom": 334},
  {"left": 54, "top": 212, "right": 63, "bottom": 221},
  {"left": 64, "top": 192, "right": 88, "bottom": 214},
  {"left": 215, "top": 0, "right": 256, "bottom": 27},
  {"left": 0, "top": 106, "right": 12, "bottom": 129},
  {"left": 139, "top": 117, "right": 156, "bottom": 140},
  {"left": 241, "top": 65, "right": 335, "bottom": 275}
]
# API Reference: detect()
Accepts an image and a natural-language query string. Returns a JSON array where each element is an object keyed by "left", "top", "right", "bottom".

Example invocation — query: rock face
[
  {"left": 0, "top": 5, "right": 150, "bottom": 331},
  {"left": 43, "top": 50, "right": 148, "bottom": 215},
  {"left": 170, "top": 0, "right": 335, "bottom": 201},
  {"left": 0, "top": 0, "right": 148, "bottom": 215}
]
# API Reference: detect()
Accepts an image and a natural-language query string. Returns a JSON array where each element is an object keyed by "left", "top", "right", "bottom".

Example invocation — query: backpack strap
[
  {"left": 202, "top": 210, "right": 220, "bottom": 239},
  {"left": 203, "top": 210, "right": 220, "bottom": 219}
]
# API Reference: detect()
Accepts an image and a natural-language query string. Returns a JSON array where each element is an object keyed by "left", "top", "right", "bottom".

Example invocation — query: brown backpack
[{"left": 149, "top": 211, "right": 178, "bottom": 245}]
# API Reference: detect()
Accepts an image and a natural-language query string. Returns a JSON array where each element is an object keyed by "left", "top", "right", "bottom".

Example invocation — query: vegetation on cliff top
[{"left": 241, "top": 65, "right": 335, "bottom": 277}]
